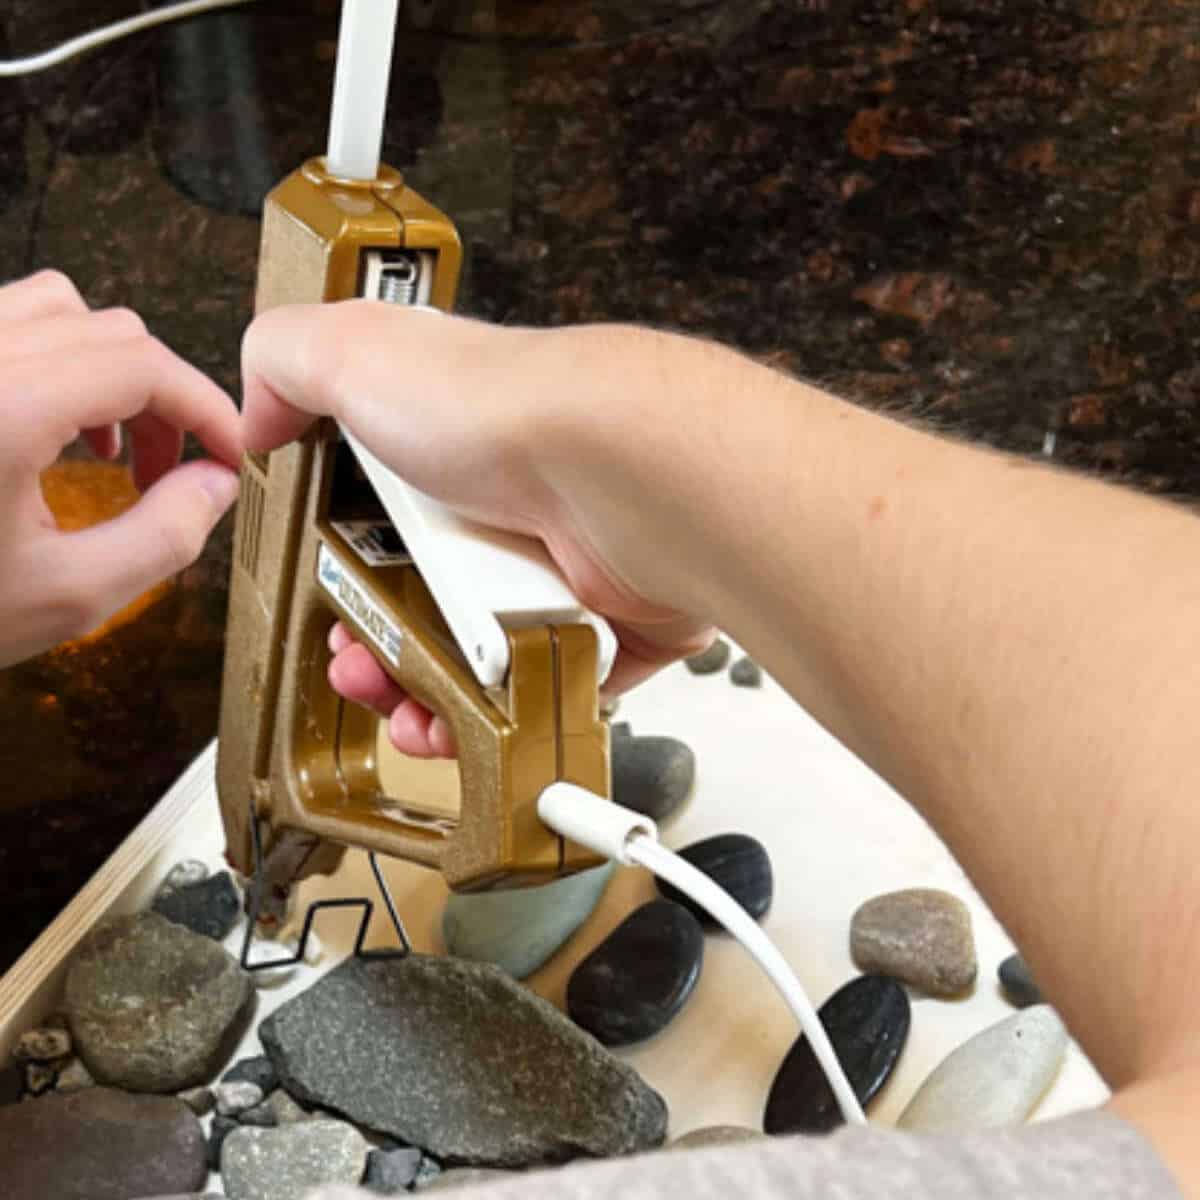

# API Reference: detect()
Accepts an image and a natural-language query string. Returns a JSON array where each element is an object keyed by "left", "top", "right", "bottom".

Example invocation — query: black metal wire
[{"left": 239, "top": 801, "right": 412, "bottom": 972}]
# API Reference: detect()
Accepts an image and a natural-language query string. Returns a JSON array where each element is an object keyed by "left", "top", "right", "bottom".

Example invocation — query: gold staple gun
[{"left": 215, "top": 1, "right": 614, "bottom": 949}]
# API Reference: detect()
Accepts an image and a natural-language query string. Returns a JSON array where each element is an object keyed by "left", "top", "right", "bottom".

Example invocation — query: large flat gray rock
[{"left": 260, "top": 954, "right": 667, "bottom": 1166}]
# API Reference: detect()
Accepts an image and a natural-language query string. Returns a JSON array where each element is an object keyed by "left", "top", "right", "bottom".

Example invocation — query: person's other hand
[
  {"left": 0, "top": 271, "right": 242, "bottom": 666},
  {"left": 241, "top": 302, "right": 716, "bottom": 758}
]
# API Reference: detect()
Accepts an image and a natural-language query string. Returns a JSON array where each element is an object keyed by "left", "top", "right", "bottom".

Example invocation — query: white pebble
[
  {"left": 163, "top": 859, "right": 209, "bottom": 891},
  {"left": 243, "top": 939, "right": 301, "bottom": 988},
  {"left": 898, "top": 1005, "right": 1068, "bottom": 1133},
  {"left": 215, "top": 1080, "right": 265, "bottom": 1116}
]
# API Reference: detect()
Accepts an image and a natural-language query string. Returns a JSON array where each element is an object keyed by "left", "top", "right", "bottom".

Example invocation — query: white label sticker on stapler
[
  {"left": 317, "top": 543, "right": 403, "bottom": 666},
  {"left": 330, "top": 519, "right": 411, "bottom": 566}
]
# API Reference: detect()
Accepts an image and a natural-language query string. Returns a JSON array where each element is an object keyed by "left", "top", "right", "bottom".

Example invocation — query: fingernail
[{"left": 200, "top": 465, "right": 240, "bottom": 513}]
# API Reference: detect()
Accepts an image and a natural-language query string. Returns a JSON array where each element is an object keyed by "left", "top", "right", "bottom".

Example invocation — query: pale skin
[
  {"left": 241, "top": 301, "right": 1200, "bottom": 1192},
  {"left": 5, "top": 267, "right": 1198, "bottom": 1188},
  {"left": 0, "top": 271, "right": 242, "bottom": 666}
]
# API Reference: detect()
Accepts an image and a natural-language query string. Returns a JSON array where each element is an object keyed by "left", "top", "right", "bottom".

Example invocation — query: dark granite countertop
[{"left": 1, "top": 0, "right": 1197, "bottom": 972}]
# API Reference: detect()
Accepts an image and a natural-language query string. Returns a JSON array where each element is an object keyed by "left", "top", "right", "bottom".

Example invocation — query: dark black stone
[
  {"left": 364, "top": 1145, "right": 423, "bottom": 1194},
  {"left": 0, "top": 1064, "right": 22, "bottom": 1107},
  {"left": 237, "top": 1100, "right": 278, "bottom": 1128},
  {"left": 612, "top": 735, "right": 695, "bottom": 822},
  {"left": 763, "top": 975, "right": 910, "bottom": 1136},
  {"left": 999, "top": 954, "right": 1043, "bottom": 1009},
  {"left": 152, "top": 871, "right": 240, "bottom": 941},
  {"left": 208, "top": 1114, "right": 238, "bottom": 1171},
  {"left": 222, "top": 1054, "right": 278, "bottom": 1095},
  {"left": 658, "top": 833, "right": 773, "bottom": 927},
  {"left": 0, "top": 1087, "right": 206, "bottom": 1199},
  {"left": 567, "top": 900, "right": 704, "bottom": 1047}
]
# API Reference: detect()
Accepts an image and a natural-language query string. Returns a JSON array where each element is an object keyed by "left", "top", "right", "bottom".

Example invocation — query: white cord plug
[
  {"left": 0, "top": 0, "right": 260, "bottom": 77},
  {"left": 537, "top": 781, "right": 868, "bottom": 1126}
]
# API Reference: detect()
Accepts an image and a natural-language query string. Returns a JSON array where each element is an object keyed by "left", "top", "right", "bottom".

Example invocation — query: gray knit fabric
[{"left": 308, "top": 1109, "right": 1179, "bottom": 1198}]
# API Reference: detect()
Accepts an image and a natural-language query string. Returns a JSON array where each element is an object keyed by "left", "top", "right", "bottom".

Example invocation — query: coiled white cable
[
  {"left": 0, "top": 0, "right": 259, "bottom": 78},
  {"left": 538, "top": 782, "right": 867, "bottom": 1126}
]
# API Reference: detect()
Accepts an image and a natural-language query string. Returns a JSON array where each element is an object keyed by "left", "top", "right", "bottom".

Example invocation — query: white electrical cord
[
  {"left": 538, "top": 782, "right": 868, "bottom": 1126},
  {"left": 0, "top": 0, "right": 259, "bottom": 78}
]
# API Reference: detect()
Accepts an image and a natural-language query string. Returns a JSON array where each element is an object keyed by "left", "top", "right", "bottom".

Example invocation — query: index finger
[{"left": 9, "top": 339, "right": 242, "bottom": 473}]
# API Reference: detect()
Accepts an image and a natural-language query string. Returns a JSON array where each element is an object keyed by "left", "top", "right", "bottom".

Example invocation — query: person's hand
[
  {"left": 0, "top": 271, "right": 242, "bottom": 666},
  {"left": 241, "top": 302, "right": 717, "bottom": 758}
]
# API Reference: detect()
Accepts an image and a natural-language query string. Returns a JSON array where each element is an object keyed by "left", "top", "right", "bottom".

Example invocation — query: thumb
[{"left": 57, "top": 459, "right": 239, "bottom": 623}]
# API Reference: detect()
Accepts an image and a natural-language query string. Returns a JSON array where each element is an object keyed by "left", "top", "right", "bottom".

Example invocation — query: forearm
[{"left": 570, "top": 328, "right": 1200, "bottom": 1092}]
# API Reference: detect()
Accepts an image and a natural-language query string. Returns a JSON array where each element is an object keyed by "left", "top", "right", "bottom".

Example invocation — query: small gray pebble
[
  {"left": 222, "top": 1055, "right": 278, "bottom": 1095},
  {"left": 220, "top": 1120, "right": 369, "bottom": 1200},
  {"left": 670, "top": 1124, "right": 765, "bottom": 1150},
  {"left": 364, "top": 1145, "right": 423, "bottom": 1193},
  {"left": 13, "top": 1027, "right": 73, "bottom": 1063},
  {"left": 266, "top": 1089, "right": 310, "bottom": 1125},
  {"left": 612, "top": 735, "right": 695, "bottom": 822},
  {"left": 215, "top": 1081, "right": 264, "bottom": 1117},
  {"left": 54, "top": 1057, "right": 95, "bottom": 1094},
  {"left": 685, "top": 639, "right": 731, "bottom": 674},
  {"left": 610, "top": 721, "right": 633, "bottom": 739},
  {"left": 208, "top": 1114, "right": 238, "bottom": 1171},
  {"left": 237, "top": 1100, "right": 278, "bottom": 1128},
  {"left": 176, "top": 1086, "right": 214, "bottom": 1117},
  {"left": 729, "top": 656, "right": 762, "bottom": 687},
  {"left": 420, "top": 1167, "right": 514, "bottom": 1192},
  {"left": 163, "top": 859, "right": 210, "bottom": 892},
  {"left": 998, "top": 953, "right": 1043, "bottom": 1008}
]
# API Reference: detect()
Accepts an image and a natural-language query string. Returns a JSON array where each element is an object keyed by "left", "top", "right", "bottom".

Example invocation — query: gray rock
[
  {"left": 364, "top": 1145, "right": 423, "bottom": 1193},
  {"left": 260, "top": 954, "right": 668, "bottom": 1166},
  {"left": 223, "top": 1054, "right": 278, "bottom": 1094},
  {"left": 685, "top": 639, "right": 731, "bottom": 674},
  {"left": 612, "top": 735, "right": 695, "bottom": 821},
  {"left": 266, "top": 1088, "right": 310, "bottom": 1124},
  {"left": 729, "top": 656, "right": 763, "bottom": 687},
  {"left": 55, "top": 1056, "right": 95, "bottom": 1094},
  {"left": 177, "top": 1086, "right": 215, "bottom": 1116},
  {"left": 162, "top": 859, "right": 211, "bottom": 892},
  {"left": 215, "top": 1081, "right": 264, "bottom": 1116},
  {"left": 999, "top": 954, "right": 1043, "bottom": 1008},
  {"left": 421, "top": 1168, "right": 514, "bottom": 1192},
  {"left": 238, "top": 1099, "right": 279, "bottom": 1128},
  {"left": 63, "top": 912, "right": 254, "bottom": 1093},
  {"left": 0, "top": 1087, "right": 206, "bottom": 1199},
  {"left": 850, "top": 888, "right": 977, "bottom": 997},
  {"left": 12, "top": 1025, "right": 72, "bottom": 1061},
  {"left": 152, "top": 871, "right": 241, "bottom": 941},
  {"left": 610, "top": 721, "right": 633, "bottom": 739},
  {"left": 220, "top": 1119, "right": 370, "bottom": 1200},
  {"left": 897, "top": 1006, "right": 1068, "bottom": 1133},
  {"left": 669, "top": 1125, "right": 766, "bottom": 1150},
  {"left": 442, "top": 862, "right": 615, "bottom": 979},
  {"left": 413, "top": 1157, "right": 444, "bottom": 1189}
]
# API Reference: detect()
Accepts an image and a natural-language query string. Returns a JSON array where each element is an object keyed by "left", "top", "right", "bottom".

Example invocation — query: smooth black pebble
[
  {"left": 657, "top": 833, "right": 773, "bottom": 927},
  {"left": 764, "top": 974, "right": 910, "bottom": 1135},
  {"left": 567, "top": 900, "right": 704, "bottom": 1046},
  {"left": 208, "top": 1114, "right": 238, "bottom": 1170},
  {"left": 998, "top": 954, "right": 1042, "bottom": 1008}
]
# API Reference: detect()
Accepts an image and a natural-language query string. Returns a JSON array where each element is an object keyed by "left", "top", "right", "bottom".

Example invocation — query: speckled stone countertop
[{"left": 0, "top": 0, "right": 1197, "bottom": 971}]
